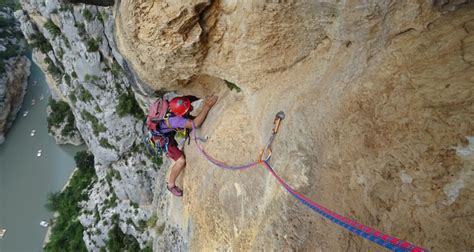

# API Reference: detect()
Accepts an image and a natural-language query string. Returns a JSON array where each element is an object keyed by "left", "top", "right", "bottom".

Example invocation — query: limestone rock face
[
  {"left": 115, "top": 1, "right": 474, "bottom": 252},
  {"left": 0, "top": 57, "right": 30, "bottom": 144},
  {"left": 0, "top": 7, "right": 30, "bottom": 144},
  {"left": 47, "top": 124, "right": 83, "bottom": 145},
  {"left": 115, "top": 0, "right": 211, "bottom": 91}
]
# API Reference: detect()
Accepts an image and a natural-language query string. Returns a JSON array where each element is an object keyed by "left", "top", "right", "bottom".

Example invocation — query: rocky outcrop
[
  {"left": 0, "top": 7, "right": 30, "bottom": 144},
  {"left": 47, "top": 121, "right": 83, "bottom": 145},
  {"left": 46, "top": 101, "right": 83, "bottom": 145},
  {"left": 115, "top": 1, "right": 474, "bottom": 252}
]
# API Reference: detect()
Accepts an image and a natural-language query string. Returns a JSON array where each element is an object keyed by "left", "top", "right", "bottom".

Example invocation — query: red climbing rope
[{"left": 191, "top": 113, "right": 427, "bottom": 252}]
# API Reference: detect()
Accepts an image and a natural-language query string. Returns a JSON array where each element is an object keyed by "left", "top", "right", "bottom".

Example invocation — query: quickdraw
[{"left": 258, "top": 111, "right": 285, "bottom": 161}]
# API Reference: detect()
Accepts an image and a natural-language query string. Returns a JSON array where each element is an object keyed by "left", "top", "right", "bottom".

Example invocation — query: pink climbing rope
[{"left": 192, "top": 122, "right": 260, "bottom": 170}]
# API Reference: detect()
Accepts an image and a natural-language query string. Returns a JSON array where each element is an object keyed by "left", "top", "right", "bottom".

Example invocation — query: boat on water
[
  {"left": 37, "top": 150, "right": 42, "bottom": 157},
  {"left": 40, "top": 221, "right": 49, "bottom": 227},
  {"left": 23, "top": 111, "right": 28, "bottom": 117},
  {"left": 39, "top": 94, "right": 44, "bottom": 100},
  {"left": 30, "top": 129, "right": 36, "bottom": 137},
  {"left": 31, "top": 99, "right": 35, "bottom": 105},
  {"left": 0, "top": 229, "right": 5, "bottom": 238}
]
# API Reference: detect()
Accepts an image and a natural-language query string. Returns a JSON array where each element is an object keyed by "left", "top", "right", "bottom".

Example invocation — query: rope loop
[{"left": 190, "top": 111, "right": 427, "bottom": 252}]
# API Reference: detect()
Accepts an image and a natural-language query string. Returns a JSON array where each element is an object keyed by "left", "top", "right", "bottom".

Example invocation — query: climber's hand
[{"left": 204, "top": 95, "right": 218, "bottom": 108}]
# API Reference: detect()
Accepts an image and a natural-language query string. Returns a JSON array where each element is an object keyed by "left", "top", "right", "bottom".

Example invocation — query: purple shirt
[{"left": 159, "top": 116, "right": 190, "bottom": 133}]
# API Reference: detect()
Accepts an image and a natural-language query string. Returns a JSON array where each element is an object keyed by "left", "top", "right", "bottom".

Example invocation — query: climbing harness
[
  {"left": 192, "top": 111, "right": 427, "bottom": 252},
  {"left": 142, "top": 120, "right": 169, "bottom": 157}
]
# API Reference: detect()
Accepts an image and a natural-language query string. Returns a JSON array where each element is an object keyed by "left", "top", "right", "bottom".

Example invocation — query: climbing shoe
[{"left": 167, "top": 184, "right": 183, "bottom": 197}]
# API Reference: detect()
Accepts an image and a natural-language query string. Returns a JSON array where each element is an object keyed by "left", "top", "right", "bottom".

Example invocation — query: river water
[{"left": 0, "top": 54, "right": 84, "bottom": 252}]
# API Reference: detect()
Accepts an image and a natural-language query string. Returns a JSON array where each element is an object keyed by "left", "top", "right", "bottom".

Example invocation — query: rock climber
[{"left": 157, "top": 94, "right": 218, "bottom": 197}]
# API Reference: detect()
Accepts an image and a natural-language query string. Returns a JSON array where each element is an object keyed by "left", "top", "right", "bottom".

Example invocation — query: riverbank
[
  {"left": 42, "top": 167, "right": 78, "bottom": 247},
  {"left": 0, "top": 52, "right": 85, "bottom": 251},
  {"left": 41, "top": 150, "right": 96, "bottom": 251}
]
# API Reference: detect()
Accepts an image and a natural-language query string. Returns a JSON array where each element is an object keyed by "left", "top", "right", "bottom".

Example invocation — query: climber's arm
[{"left": 184, "top": 95, "right": 218, "bottom": 129}]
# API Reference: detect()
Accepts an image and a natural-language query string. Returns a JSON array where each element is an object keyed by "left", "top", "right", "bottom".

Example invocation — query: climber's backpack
[
  {"left": 146, "top": 98, "right": 170, "bottom": 135},
  {"left": 143, "top": 97, "right": 172, "bottom": 157}
]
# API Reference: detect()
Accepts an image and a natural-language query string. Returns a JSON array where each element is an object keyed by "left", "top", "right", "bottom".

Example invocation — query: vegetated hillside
[{"left": 115, "top": 1, "right": 474, "bottom": 251}]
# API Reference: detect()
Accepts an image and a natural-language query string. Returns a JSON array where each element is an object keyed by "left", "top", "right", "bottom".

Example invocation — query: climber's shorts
[{"left": 166, "top": 137, "right": 183, "bottom": 161}]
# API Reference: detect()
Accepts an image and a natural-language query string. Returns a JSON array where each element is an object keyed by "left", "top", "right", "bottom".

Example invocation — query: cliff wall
[
  {"left": 0, "top": 6, "right": 30, "bottom": 144},
  {"left": 115, "top": 1, "right": 474, "bottom": 251}
]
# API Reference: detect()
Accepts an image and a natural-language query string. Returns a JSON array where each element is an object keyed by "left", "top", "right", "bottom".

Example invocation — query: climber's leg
[
  {"left": 166, "top": 138, "right": 185, "bottom": 196},
  {"left": 168, "top": 156, "right": 186, "bottom": 187}
]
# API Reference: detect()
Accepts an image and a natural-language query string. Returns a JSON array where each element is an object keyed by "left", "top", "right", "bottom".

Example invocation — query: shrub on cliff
[
  {"left": 82, "top": 9, "right": 93, "bottom": 22},
  {"left": 29, "top": 32, "right": 53, "bottom": 53},
  {"left": 97, "top": 11, "right": 107, "bottom": 23},
  {"left": 78, "top": 86, "right": 93, "bottom": 102},
  {"left": 117, "top": 90, "right": 144, "bottom": 119},
  {"left": 86, "top": 37, "right": 100, "bottom": 52},
  {"left": 225, "top": 80, "right": 241, "bottom": 93},
  {"left": 99, "top": 138, "right": 115, "bottom": 149},
  {"left": 44, "top": 58, "right": 64, "bottom": 81},
  {"left": 74, "top": 22, "right": 86, "bottom": 37},
  {"left": 44, "top": 19, "right": 61, "bottom": 38},
  {"left": 81, "top": 110, "right": 106, "bottom": 136},
  {"left": 110, "top": 60, "right": 122, "bottom": 78}
]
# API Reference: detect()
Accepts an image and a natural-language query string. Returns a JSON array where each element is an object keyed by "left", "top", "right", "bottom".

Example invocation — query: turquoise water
[{"left": 0, "top": 54, "right": 85, "bottom": 252}]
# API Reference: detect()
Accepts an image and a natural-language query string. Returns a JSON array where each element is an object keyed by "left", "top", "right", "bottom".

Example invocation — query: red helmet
[{"left": 169, "top": 96, "right": 191, "bottom": 116}]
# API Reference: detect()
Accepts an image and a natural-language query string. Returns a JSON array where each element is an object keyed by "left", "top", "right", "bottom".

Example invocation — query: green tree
[
  {"left": 74, "top": 150, "right": 94, "bottom": 172},
  {"left": 45, "top": 192, "right": 61, "bottom": 212}
]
